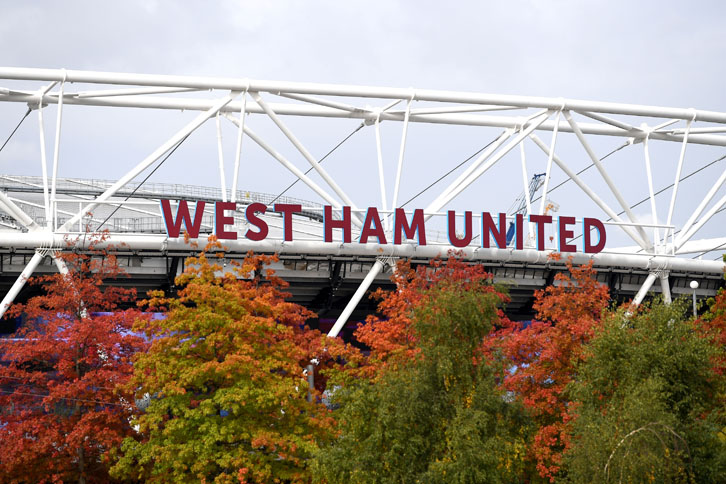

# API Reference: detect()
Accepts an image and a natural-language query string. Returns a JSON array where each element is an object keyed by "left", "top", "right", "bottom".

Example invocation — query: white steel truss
[{"left": 0, "top": 67, "right": 725, "bottom": 327}]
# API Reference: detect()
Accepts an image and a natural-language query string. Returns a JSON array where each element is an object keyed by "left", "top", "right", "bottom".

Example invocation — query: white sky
[
  {"left": 3, "top": 1, "right": 724, "bottom": 105},
  {"left": 1, "top": 0, "right": 726, "bottom": 253}
]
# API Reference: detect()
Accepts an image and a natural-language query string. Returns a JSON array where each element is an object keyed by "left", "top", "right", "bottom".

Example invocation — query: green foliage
[
  {"left": 564, "top": 300, "right": 726, "bottom": 483},
  {"left": 313, "top": 276, "right": 529, "bottom": 483},
  {"left": 110, "top": 249, "right": 338, "bottom": 484}
]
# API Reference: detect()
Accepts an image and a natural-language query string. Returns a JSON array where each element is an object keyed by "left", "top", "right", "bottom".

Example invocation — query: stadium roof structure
[{"left": 0, "top": 68, "right": 725, "bottom": 336}]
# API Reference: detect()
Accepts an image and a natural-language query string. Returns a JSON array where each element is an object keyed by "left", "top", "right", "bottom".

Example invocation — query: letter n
[{"left": 481, "top": 212, "right": 506, "bottom": 248}]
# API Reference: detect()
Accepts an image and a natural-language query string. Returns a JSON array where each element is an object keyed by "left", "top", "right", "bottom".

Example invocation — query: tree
[
  {"left": 696, "top": 286, "right": 726, "bottom": 376},
  {"left": 111, "top": 243, "right": 355, "bottom": 484},
  {"left": 313, "top": 257, "right": 529, "bottom": 483},
  {"left": 354, "top": 256, "right": 509, "bottom": 377},
  {"left": 492, "top": 259, "right": 610, "bottom": 481},
  {"left": 564, "top": 300, "right": 726, "bottom": 483},
  {"left": 0, "top": 243, "right": 148, "bottom": 484}
]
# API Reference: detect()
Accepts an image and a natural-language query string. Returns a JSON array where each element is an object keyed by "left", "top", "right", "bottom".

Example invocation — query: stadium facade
[{"left": 0, "top": 68, "right": 725, "bottom": 336}]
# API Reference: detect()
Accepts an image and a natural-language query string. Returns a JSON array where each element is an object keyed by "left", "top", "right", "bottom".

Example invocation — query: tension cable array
[
  {"left": 269, "top": 122, "right": 365, "bottom": 206},
  {"left": 94, "top": 134, "right": 192, "bottom": 232}
]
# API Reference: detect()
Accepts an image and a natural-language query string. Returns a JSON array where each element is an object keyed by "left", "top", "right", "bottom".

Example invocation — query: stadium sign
[{"left": 160, "top": 200, "right": 607, "bottom": 254}]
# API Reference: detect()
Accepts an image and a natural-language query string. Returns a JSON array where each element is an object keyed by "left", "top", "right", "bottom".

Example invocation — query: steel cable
[{"left": 0, "top": 107, "right": 32, "bottom": 155}]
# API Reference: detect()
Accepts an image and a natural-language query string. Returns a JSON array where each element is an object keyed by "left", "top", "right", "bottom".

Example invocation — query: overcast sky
[
  {"left": 2, "top": 1, "right": 726, "bottom": 250},
  {"left": 3, "top": 1, "right": 725, "bottom": 106}
]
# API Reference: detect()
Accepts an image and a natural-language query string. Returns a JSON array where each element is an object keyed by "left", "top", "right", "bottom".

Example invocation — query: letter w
[{"left": 160, "top": 200, "right": 206, "bottom": 238}]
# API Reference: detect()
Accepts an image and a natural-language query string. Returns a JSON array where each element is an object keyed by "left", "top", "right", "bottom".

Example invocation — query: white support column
[
  {"left": 328, "top": 258, "right": 386, "bottom": 338},
  {"left": 642, "top": 135, "right": 660, "bottom": 247},
  {"left": 390, "top": 98, "right": 412, "bottom": 214},
  {"left": 374, "top": 113, "right": 389, "bottom": 229},
  {"left": 59, "top": 93, "right": 239, "bottom": 232},
  {"left": 50, "top": 79, "right": 65, "bottom": 229},
  {"left": 538, "top": 111, "right": 561, "bottom": 215},
  {"left": 38, "top": 98, "right": 50, "bottom": 221},
  {"left": 565, "top": 112, "right": 652, "bottom": 250},
  {"left": 0, "top": 251, "right": 44, "bottom": 319},
  {"left": 632, "top": 272, "right": 658, "bottom": 306},
  {"left": 230, "top": 93, "right": 247, "bottom": 203},
  {"left": 251, "top": 92, "right": 362, "bottom": 216},
  {"left": 519, "top": 139, "right": 535, "bottom": 240},
  {"left": 529, "top": 134, "right": 651, "bottom": 251},
  {"left": 664, "top": 118, "right": 692, "bottom": 246},
  {"left": 34, "top": 81, "right": 58, "bottom": 224},
  {"left": 519, "top": 140, "right": 533, "bottom": 217},
  {"left": 215, "top": 113, "right": 228, "bottom": 202},
  {"left": 659, "top": 272, "right": 672, "bottom": 304}
]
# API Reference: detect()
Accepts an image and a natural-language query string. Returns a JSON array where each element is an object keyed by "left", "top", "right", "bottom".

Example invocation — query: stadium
[{"left": 1, "top": 68, "right": 725, "bottom": 337}]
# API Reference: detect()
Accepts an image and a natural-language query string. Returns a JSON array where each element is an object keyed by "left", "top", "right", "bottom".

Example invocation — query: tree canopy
[
  {"left": 314, "top": 257, "right": 529, "bottom": 483},
  {"left": 111, "top": 244, "right": 356, "bottom": 484},
  {"left": 565, "top": 300, "right": 726, "bottom": 483},
  {"left": 4, "top": 244, "right": 726, "bottom": 483},
  {"left": 0, "top": 245, "right": 148, "bottom": 484}
]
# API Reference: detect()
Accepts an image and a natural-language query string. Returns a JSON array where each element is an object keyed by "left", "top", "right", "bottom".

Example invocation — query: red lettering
[
  {"left": 244, "top": 202, "right": 268, "bottom": 241},
  {"left": 215, "top": 202, "right": 237, "bottom": 240},
  {"left": 359, "top": 207, "right": 387, "bottom": 244},
  {"left": 584, "top": 217, "right": 607, "bottom": 253},
  {"left": 515, "top": 213, "right": 524, "bottom": 250},
  {"left": 324, "top": 205, "right": 352, "bottom": 243},
  {"left": 529, "top": 214, "right": 552, "bottom": 251},
  {"left": 274, "top": 204, "right": 301, "bottom": 242},
  {"left": 481, "top": 212, "right": 507, "bottom": 248},
  {"left": 394, "top": 208, "right": 426, "bottom": 245},
  {"left": 558, "top": 216, "right": 577, "bottom": 253},
  {"left": 447, "top": 211, "right": 472, "bottom": 248},
  {"left": 160, "top": 199, "right": 206, "bottom": 238}
]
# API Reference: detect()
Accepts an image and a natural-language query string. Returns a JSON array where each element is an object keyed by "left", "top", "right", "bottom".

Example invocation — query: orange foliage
[
  {"left": 354, "top": 253, "right": 510, "bottom": 377},
  {"left": 492, "top": 258, "right": 609, "bottom": 481}
]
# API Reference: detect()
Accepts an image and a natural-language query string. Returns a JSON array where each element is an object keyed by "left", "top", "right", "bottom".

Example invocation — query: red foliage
[
  {"left": 492, "top": 258, "right": 609, "bottom": 481},
  {"left": 0, "top": 242, "right": 148, "bottom": 483},
  {"left": 696, "top": 287, "right": 726, "bottom": 375},
  {"left": 228, "top": 249, "right": 363, "bottom": 392},
  {"left": 354, "top": 254, "right": 510, "bottom": 377}
]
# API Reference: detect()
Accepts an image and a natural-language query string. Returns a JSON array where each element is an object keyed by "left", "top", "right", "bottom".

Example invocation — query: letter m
[{"left": 160, "top": 200, "right": 206, "bottom": 238}]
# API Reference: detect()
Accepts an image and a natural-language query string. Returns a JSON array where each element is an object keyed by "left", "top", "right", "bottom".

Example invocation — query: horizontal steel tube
[
  {"left": 1, "top": 92, "right": 725, "bottom": 146},
  {"left": 1, "top": 232, "right": 723, "bottom": 274},
  {"left": 2, "top": 67, "right": 726, "bottom": 123}
]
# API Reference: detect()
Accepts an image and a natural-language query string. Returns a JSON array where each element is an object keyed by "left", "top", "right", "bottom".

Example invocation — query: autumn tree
[
  {"left": 564, "top": 300, "right": 726, "bottom": 483},
  {"left": 0, "top": 245, "right": 148, "bottom": 484},
  {"left": 313, "top": 257, "right": 529, "bottom": 483},
  {"left": 492, "top": 259, "right": 610, "bottom": 481},
  {"left": 354, "top": 256, "right": 509, "bottom": 376},
  {"left": 696, "top": 286, "right": 726, "bottom": 376},
  {"left": 111, "top": 244, "right": 355, "bottom": 484}
]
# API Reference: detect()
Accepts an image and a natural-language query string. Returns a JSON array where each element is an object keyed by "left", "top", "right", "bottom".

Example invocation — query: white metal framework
[{"left": 0, "top": 68, "right": 725, "bottom": 332}]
